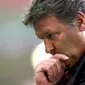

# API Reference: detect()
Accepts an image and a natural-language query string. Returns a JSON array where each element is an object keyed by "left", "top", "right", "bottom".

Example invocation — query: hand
[{"left": 35, "top": 54, "right": 69, "bottom": 85}]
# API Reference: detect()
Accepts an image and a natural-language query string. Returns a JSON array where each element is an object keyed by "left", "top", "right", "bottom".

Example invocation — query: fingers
[
  {"left": 35, "top": 71, "right": 49, "bottom": 85},
  {"left": 49, "top": 58, "right": 62, "bottom": 75},
  {"left": 35, "top": 62, "right": 49, "bottom": 85},
  {"left": 51, "top": 54, "right": 69, "bottom": 60},
  {"left": 35, "top": 54, "right": 69, "bottom": 85},
  {"left": 35, "top": 59, "right": 63, "bottom": 85},
  {"left": 36, "top": 60, "right": 54, "bottom": 82},
  {"left": 48, "top": 59, "right": 62, "bottom": 81}
]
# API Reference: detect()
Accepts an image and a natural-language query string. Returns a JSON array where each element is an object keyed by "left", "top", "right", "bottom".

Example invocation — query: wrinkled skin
[
  {"left": 35, "top": 54, "right": 69, "bottom": 85},
  {"left": 34, "top": 14, "right": 85, "bottom": 85}
]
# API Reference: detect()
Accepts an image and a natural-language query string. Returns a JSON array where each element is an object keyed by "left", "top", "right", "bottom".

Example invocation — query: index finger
[{"left": 51, "top": 54, "right": 69, "bottom": 60}]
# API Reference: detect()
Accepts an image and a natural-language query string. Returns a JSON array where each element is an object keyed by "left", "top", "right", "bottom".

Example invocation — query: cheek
[
  {"left": 52, "top": 39, "right": 65, "bottom": 52},
  {"left": 59, "top": 33, "right": 73, "bottom": 47},
  {"left": 54, "top": 36, "right": 73, "bottom": 52},
  {"left": 56, "top": 33, "right": 69, "bottom": 47},
  {"left": 52, "top": 32, "right": 75, "bottom": 53},
  {"left": 60, "top": 38, "right": 72, "bottom": 50},
  {"left": 52, "top": 33, "right": 68, "bottom": 49}
]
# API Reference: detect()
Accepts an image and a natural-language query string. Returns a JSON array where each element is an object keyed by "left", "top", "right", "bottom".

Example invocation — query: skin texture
[
  {"left": 35, "top": 54, "right": 69, "bottom": 85},
  {"left": 33, "top": 13, "right": 85, "bottom": 85}
]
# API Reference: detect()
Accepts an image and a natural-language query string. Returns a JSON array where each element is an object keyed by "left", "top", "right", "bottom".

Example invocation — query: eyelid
[
  {"left": 50, "top": 32, "right": 60, "bottom": 39},
  {"left": 36, "top": 32, "right": 60, "bottom": 40},
  {"left": 55, "top": 32, "right": 60, "bottom": 36},
  {"left": 54, "top": 32, "right": 60, "bottom": 37}
]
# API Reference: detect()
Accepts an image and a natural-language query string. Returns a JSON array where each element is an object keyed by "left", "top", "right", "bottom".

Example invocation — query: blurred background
[{"left": 0, "top": 0, "right": 46, "bottom": 85}]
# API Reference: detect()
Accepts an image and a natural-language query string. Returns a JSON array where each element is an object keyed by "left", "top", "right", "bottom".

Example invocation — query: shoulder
[{"left": 76, "top": 60, "right": 85, "bottom": 85}]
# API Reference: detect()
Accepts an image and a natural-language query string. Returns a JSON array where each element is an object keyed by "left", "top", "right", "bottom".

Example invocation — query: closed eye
[{"left": 47, "top": 33, "right": 60, "bottom": 39}]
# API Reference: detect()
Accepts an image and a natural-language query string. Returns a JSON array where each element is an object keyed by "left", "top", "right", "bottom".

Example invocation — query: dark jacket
[
  {"left": 58, "top": 52, "right": 85, "bottom": 85},
  {"left": 67, "top": 52, "right": 85, "bottom": 85}
]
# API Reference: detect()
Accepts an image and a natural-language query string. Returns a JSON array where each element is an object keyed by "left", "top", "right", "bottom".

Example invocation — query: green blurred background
[{"left": 0, "top": 0, "right": 41, "bottom": 85}]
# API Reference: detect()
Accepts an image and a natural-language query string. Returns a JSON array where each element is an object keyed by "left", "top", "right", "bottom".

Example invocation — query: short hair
[{"left": 23, "top": 0, "right": 85, "bottom": 27}]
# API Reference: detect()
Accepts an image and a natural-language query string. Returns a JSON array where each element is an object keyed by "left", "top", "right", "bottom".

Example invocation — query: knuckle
[{"left": 47, "top": 65, "right": 51, "bottom": 70}]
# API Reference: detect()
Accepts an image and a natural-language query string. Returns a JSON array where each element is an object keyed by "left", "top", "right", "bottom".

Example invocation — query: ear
[{"left": 76, "top": 12, "right": 85, "bottom": 31}]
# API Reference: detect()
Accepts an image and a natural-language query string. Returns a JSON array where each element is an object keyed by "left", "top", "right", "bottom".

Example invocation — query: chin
[{"left": 65, "top": 58, "right": 77, "bottom": 69}]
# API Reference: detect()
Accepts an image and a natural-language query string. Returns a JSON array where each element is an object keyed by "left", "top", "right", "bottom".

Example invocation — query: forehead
[
  {"left": 33, "top": 15, "right": 70, "bottom": 38},
  {"left": 34, "top": 15, "right": 61, "bottom": 31},
  {"left": 34, "top": 15, "right": 69, "bottom": 32}
]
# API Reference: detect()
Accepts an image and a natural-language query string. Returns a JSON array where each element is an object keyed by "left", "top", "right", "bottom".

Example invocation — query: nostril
[{"left": 51, "top": 50, "right": 55, "bottom": 55}]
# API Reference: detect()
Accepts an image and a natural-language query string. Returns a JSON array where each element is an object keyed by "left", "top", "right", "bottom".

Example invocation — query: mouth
[{"left": 51, "top": 52, "right": 70, "bottom": 68}]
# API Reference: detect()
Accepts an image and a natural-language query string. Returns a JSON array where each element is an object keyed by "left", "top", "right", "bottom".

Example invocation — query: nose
[{"left": 44, "top": 39, "right": 54, "bottom": 54}]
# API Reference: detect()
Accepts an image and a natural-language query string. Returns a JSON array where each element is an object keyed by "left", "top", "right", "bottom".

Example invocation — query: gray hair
[{"left": 23, "top": 0, "right": 85, "bottom": 27}]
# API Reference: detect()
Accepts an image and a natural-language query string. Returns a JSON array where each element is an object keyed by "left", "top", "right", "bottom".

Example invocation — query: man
[{"left": 23, "top": 0, "right": 85, "bottom": 85}]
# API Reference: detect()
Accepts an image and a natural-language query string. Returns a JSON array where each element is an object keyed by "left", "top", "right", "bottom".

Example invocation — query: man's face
[{"left": 34, "top": 15, "right": 83, "bottom": 68}]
